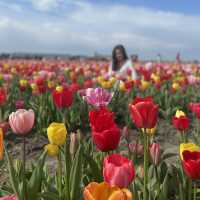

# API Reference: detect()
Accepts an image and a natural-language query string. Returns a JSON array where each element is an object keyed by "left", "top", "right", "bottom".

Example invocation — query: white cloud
[
  {"left": 30, "top": 0, "right": 63, "bottom": 11},
  {"left": 0, "top": 1, "right": 200, "bottom": 59}
]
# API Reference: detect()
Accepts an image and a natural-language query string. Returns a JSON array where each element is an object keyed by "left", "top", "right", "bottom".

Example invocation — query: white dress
[{"left": 108, "top": 59, "right": 137, "bottom": 80}]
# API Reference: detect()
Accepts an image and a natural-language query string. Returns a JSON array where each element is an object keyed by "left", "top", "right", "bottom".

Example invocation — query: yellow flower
[
  {"left": 151, "top": 73, "right": 160, "bottom": 83},
  {"left": 101, "top": 81, "right": 112, "bottom": 89},
  {"left": 180, "top": 143, "right": 200, "bottom": 160},
  {"left": 142, "top": 127, "right": 156, "bottom": 136},
  {"left": 97, "top": 76, "right": 104, "bottom": 83},
  {"left": 172, "top": 82, "right": 180, "bottom": 91},
  {"left": 45, "top": 144, "right": 59, "bottom": 157},
  {"left": 109, "top": 77, "right": 117, "bottom": 85},
  {"left": 175, "top": 110, "right": 185, "bottom": 118},
  {"left": 83, "top": 182, "right": 132, "bottom": 200},
  {"left": 140, "top": 80, "right": 150, "bottom": 91},
  {"left": 0, "top": 128, "right": 3, "bottom": 160},
  {"left": 19, "top": 79, "right": 28, "bottom": 87},
  {"left": 119, "top": 82, "right": 126, "bottom": 92},
  {"left": 56, "top": 86, "right": 63, "bottom": 92},
  {"left": 47, "top": 122, "right": 67, "bottom": 145},
  {"left": 48, "top": 81, "right": 55, "bottom": 89},
  {"left": 31, "top": 83, "right": 38, "bottom": 91}
]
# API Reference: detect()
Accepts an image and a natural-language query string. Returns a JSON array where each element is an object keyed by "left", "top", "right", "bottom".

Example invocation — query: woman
[{"left": 109, "top": 45, "right": 137, "bottom": 80}]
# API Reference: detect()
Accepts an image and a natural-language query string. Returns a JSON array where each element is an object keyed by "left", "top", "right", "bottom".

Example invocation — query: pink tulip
[
  {"left": 80, "top": 87, "right": 112, "bottom": 108},
  {"left": 0, "top": 195, "right": 17, "bottom": 200},
  {"left": 149, "top": 143, "right": 161, "bottom": 165},
  {"left": 129, "top": 142, "right": 144, "bottom": 156},
  {"left": 9, "top": 109, "right": 35, "bottom": 135},
  {"left": 103, "top": 154, "right": 135, "bottom": 188}
]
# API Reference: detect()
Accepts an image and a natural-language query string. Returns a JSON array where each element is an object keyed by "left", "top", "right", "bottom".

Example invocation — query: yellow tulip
[
  {"left": 140, "top": 80, "right": 150, "bottom": 91},
  {"left": 151, "top": 73, "right": 160, "bottom": 83},
  {"left": 101, "top": 81, "right": 112, "bottom": 89},
  {"left": 175, "top": 110, "right": 185, "bottom": 118},
  {"left": 0, "top": 128, "right": 3, "bottom": 160},
  {"left": 109, "top": 77, "right": 117, "bottom": 85},
  {"left": 48, "top": 81, "right": 55, "bottom": 89},
  {"left": 119, "top": 82, "right": 126, "bottom": 92},
  {"left": 180, "top": 143, "right": 200, "bottom": 160},
  {"left": 19, "top": 79, "right": 28, "bottom": 87},
  {"left": 83, "top": 182, "right": 132, "bottom": 200},
  {"left": 172, "top": 82, "right": 180, "bottom": 91},
  {"left": 97, "top": 76, "right": 104, "bottom": 83},
  {"left": 47, "top": 122, "right": 67, "bottom": 145},
  {"left": 56, "top": 86, "right": 63, "bottom": 92},
  {"left": 45, "top": 144, "right": 59, "bottom": 157}
]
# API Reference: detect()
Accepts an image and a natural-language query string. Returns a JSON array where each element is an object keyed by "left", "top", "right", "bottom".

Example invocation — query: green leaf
[
  {"left": 5, "top": 147, "right": 20, "bottom": 198},
  {"left": 27, "top": 151, "right": 47, "bottom": 200},
  {"left": 38, "top": 192, "right": 59, "bottom": 200},
  {"left": 70, "top": 145, "right": 83, "bottom": 200}
]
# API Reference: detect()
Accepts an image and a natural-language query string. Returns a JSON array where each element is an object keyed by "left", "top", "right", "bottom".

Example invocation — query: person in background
[{"left": 109, "top": 44, "right": 137, "bottom": 80}]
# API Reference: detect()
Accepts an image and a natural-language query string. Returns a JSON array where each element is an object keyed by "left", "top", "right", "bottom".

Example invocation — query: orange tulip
[
  {"left": 0, "top": 128, "right": 3, "bottom": 160},
  {"left": 83, "top": 182, "right": 132, "bottom": 200}
]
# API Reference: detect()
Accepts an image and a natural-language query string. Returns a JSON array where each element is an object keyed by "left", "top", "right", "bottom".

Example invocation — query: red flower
[
  {"left": 182, "top": 150, "right": 200, "bottom": 180},
  {"left": 52, "top": 86, "right": 73, "bottom": 108},
  {"left": 129, "top": 96, "right": 158, "bottom": 129},
  {"left": 89, "top": 108, "right": 120, "bottom": 152},
  {"left": 0, "top": 88, "right": 6, "bottom": 106},
  {"left": 172, "top": 116, "right": 189, "bottom": 131},
  {"left": 103, "top": 154, "right": 135, "bottom": 188},
  {"left": 189, "top": 103, "right": 200, "bottom": 119}
]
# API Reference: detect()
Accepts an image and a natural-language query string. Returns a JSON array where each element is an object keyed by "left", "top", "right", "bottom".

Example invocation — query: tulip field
[{"left": 1, "top": 59, "right": 200, "bottom": 200}]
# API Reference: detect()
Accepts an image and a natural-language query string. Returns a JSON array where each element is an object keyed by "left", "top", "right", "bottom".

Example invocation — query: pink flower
[
  {"left": 80, "top": 87, "right": 112, "bottom": 107},
  {"left": 129, "top": 142, "right": 144, "bottom": 155},
  {"left": 149, "top": 143, "right": 161, "bottom": 165},
  {"left": 9, "top": 109, "right": 35, "bottom": 135},
  {"left": 103, "top": 154, "right": 135, "bottom": 188},
  {"left": 0, "top": 195, "right": 17, "bottom": 200}
]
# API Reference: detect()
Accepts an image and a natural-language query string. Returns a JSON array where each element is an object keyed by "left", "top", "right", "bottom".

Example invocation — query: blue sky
[{"left": 0, "top": 0, "right": 200, "bottom": 60}]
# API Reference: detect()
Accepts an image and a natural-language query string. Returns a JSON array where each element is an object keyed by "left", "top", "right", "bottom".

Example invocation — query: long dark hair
[{"left": 112, "top": 44, "right": 128, "bottom": 71}]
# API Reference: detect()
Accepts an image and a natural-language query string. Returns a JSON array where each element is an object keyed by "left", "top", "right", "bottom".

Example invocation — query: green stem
[
  {"left": 57, "top": 151, "right": 62, "bottom": 199},
  {"left": 193, "top": 182, "right": 197, "bottom": 200},
  {"left": 188, "top": 179, "right": 192, "bottom": 200},
  {"left": 22, "top": 136, "right": 26, "bottom": 200},
  {"left": 143, "top": 131, "right": 149, "bottom": 200},
  {"left": 65, "top": 143, "right": 71, "bottom": 200}
]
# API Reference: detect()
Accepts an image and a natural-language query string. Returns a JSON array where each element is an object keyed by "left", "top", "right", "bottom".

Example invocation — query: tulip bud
[
  {"left": 129, "top": 142, "right": 144, "bottom": 156},
  {"left": 70, "top": 133, "right": 78, "bottom": 155},
  {"left": 149, "top": 143, "right": 161, "bottom": 166},
  {"left": 138, "top": 164, "right": 144, "bottom": 179}
]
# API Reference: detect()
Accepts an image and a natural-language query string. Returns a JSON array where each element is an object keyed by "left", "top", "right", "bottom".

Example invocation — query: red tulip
[
  {"left": 103, "top": 154, "right": 135, "bottom": 188},
  {"left": 172, "top": 110, "right": 189, "bottom": 131},
  {"left": 182, "top": 150, "right": 200, "bottom": 180},
  {"left": 89, "top": 107, "right": 120, "bottom": 152},
  {"left": 149, "top": 143, "right": 161, "bottom": 165},
  {"left": 129, "top": 96, "right": 158, "bottom": 129},
  {"left": 0, "top": 88, "right": 6, "bottom": 105},
  {"left": 52, "top": 86, "right": 73, "bottom": 108},
  {"left": 189, "top": 103, "right": 200, "bottom": 119}
]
